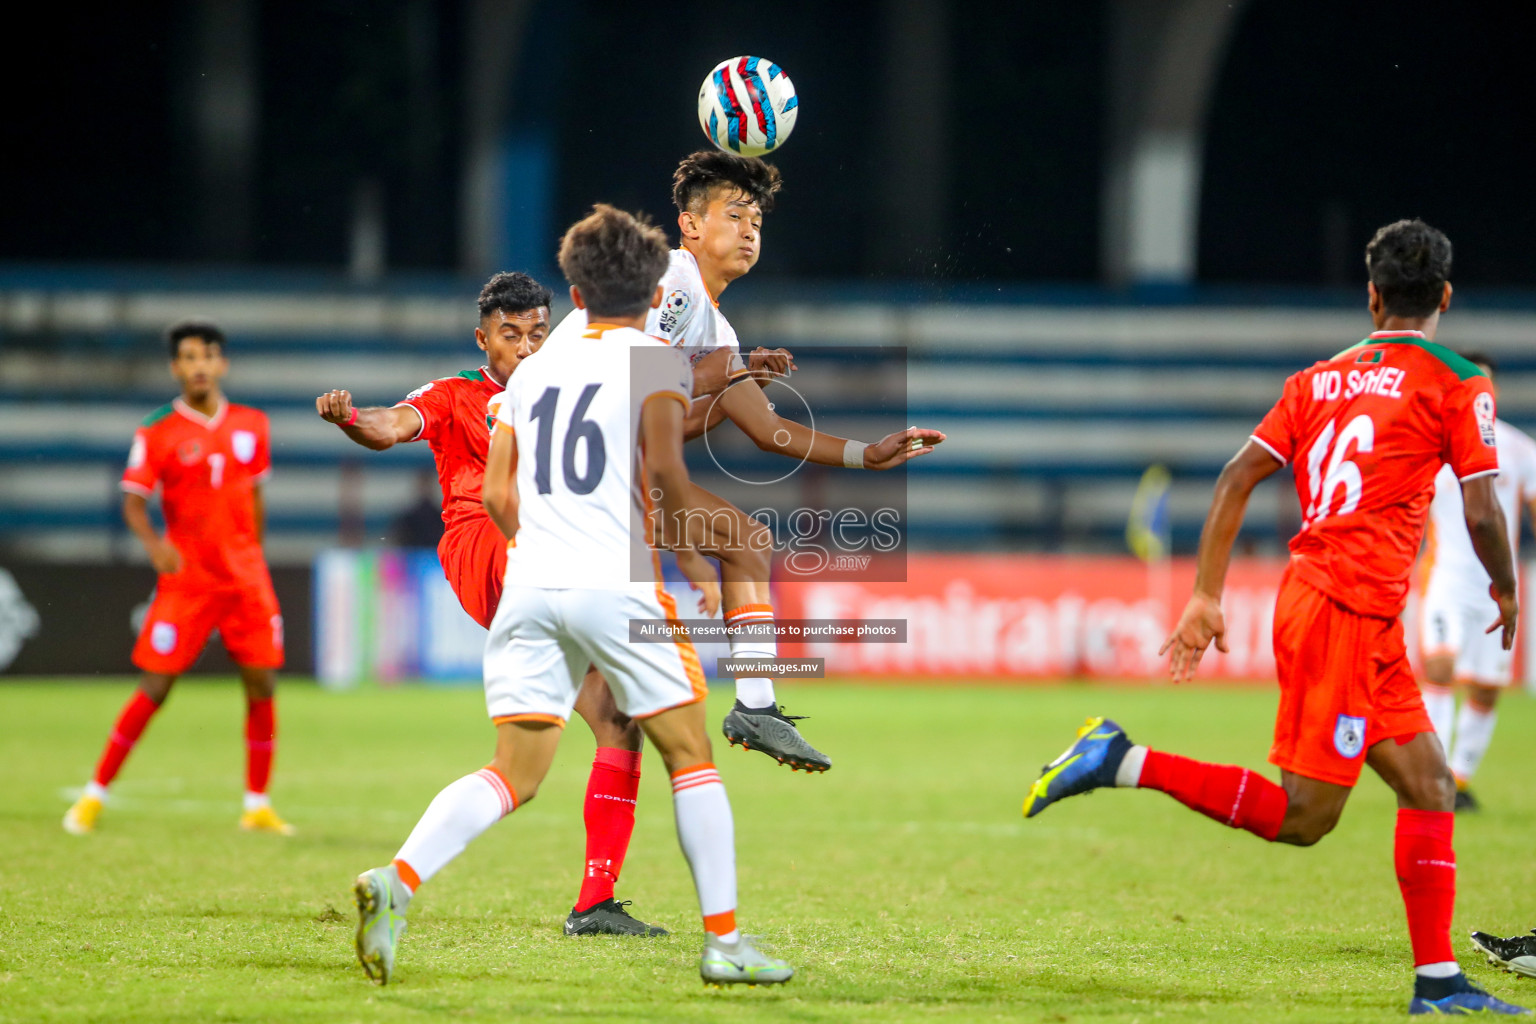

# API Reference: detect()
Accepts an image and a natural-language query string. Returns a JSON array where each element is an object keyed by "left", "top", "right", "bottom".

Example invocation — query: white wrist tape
[{"left": 843, "top": 439, "right": 867, "bottom": 469}]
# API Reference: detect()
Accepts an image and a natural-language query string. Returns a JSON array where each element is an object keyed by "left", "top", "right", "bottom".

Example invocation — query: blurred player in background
[
  {"left": 1417, "top": 352, "right": 1536, "bottom": 812},
  {"left": 64, "top": 321, "right": 291, "bottom": 836},
  {"left": 550, "top": 150, "right": 944, "bottom": 773},
  {"left": 316, "top": 272, "right": 669, "bottom": 937},
  {"left": 352, "top": 205, "right": 793, "bottom": 986},
  {"left": 1024, "top": 220, "right": 1529, "bottom": 1015}
]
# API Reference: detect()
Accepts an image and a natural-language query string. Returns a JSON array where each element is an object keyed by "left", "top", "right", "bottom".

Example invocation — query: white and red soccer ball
[{"left": 697, "top": 56, "right": 798, "bottom": 158}]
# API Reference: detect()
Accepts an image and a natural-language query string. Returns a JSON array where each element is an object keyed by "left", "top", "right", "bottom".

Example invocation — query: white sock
[
  {"left": 394, "top": 767, "right": 515, "bottom": 888},
  {"left": 1449, "top": 702, "right": 1497, "bottom": 782},
  {"left": 84, "top": 780, "right": 108, "bottom": 801},
  {"left": 1421, "top": 686, "right": 1455, "bottom": 752},
  {"left": 1115, "top": 745, "right": 1149, "bottom": 788},
  {"left": 671, "top": 764, "right": 737, "bottom": 940},
  {"left": 1416, "top": 961, "right": 1461, "bottom": 979},
  {"left": 725, "top": 604, "right": 777, "bottom": 709},
  {"left": 243, "top": 791, "right": 270, "bottom": 813}
]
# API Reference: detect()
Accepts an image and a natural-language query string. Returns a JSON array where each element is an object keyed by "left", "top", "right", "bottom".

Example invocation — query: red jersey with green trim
[
  {"left": 121, "top": 397, "right": 272, "bottom": 591},
  {"left": 1251, "top": 330, "right": 1499, "bottom": 618},
  {"left": 395, "top": 367, "right": 504, "bottom": 532}
]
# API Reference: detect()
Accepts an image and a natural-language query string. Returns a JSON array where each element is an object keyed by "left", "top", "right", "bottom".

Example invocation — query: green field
[{"left": 2, "top": 680, "right": 1533, "bottom": 1023}]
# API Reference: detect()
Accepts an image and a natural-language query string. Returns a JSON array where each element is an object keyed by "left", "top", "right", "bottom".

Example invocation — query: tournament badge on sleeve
[
  {"left": 1333, "top": 714, "right": 1367, "bottom": 759},
  {"left": 232, "top": 430, "right": 258, "bottom": 464}
]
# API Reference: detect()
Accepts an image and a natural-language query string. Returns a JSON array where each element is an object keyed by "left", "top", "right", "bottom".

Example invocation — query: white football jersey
[
  {"left": 494, "top": 323, "right": 692, "bottom": 589},
  {"left": 549, "top": 248, "right": 749, "bottom": 378},
  {"left": 1424, "top": 418, "right": 1536, "bottom": 591}
]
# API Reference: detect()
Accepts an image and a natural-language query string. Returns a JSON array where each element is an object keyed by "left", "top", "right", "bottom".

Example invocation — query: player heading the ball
[
  {"left": 352, "top": 205, "right": 793, "bottom": 988},
  {"left": 548, "top": 149, "right": 946, "bottom": 774}
]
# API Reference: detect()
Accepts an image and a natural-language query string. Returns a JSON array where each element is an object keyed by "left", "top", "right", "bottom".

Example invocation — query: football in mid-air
[{"left": 697, "top": 56, "right": 798, "bottom": 157}]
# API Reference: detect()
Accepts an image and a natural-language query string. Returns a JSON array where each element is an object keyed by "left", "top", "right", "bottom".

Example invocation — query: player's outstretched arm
[
  {"left": 642, "top": 396, "right": 720, "bottom": 617},
  {"left": 482, "top": 422, "right": 519, "bottom": 541},
  {"left": 122, "top": 493, "right": 181, "bottom": 575},
  {"left": 1160, "top": 440, "right": 1282, "bottom": 682},
  {"left": 315, "top": 389, "right": 422, "bottom": 451},
  {"left": 1462, "top": 475, "right": 1519, "bottom": 649},
  {"left": 715, "top": 380, "right": 946, "bottom": 469}
]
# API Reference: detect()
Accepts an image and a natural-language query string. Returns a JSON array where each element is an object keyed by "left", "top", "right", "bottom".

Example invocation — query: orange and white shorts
[
  {"left": 1269, "top": 569, "right": 1432, "bottom": 787},
  {"left": 482, "top": 584, "right": 706, "bottom": 725},
  {"left": 132, "top": 581, "right": 284, "bottom": 676}
]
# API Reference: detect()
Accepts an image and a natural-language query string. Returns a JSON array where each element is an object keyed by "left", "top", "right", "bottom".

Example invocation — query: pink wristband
[{"left": 343, "top": 407, "right": 359, "bottom": 427}]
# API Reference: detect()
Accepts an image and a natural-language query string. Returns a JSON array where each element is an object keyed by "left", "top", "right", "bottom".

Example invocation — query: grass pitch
[{"left": 1, "top": 679, "right": 1533, "bottom": 1023}]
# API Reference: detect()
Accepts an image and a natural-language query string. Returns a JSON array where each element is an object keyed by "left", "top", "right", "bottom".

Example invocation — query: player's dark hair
[
  {"left": 671, "top": 149, "right": 782, "bottom": 215},
  {"left": 1460, "top": 350, "right": 1498, "bottom": 376},
  {"left": 477, "top": 271, "right": 553, "bottom": 321},
  {"left": 166, "top": 319, "right": 226, "bottom": 358},
  {"left": 558, "top": 204, "right": 671, "bottom": 319},
  {"left": 1364, "top": 219, "right": 1453, "bottom": 319}
]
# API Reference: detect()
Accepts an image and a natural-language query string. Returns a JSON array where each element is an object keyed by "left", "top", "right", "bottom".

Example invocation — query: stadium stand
[{"left": 5, "top": 279, "right": 1536, "bottom": 563}]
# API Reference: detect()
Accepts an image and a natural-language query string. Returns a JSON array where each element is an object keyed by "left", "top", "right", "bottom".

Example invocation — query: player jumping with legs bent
[
  {"left": 318, "top": 273, "right": 678, "bottom": 936},
  {"left": 65, "top": 321, "right": 291, "bottom": 836},
  {"left": 1024, "top": 220, "right": 1529, "bottom": 1016},
  {"left": 551, "top": 151, "right": 945, "bottom": 772},
  {"left": 352, "top": 204, "right": 793, "bottom": 986},
  {"left": 1416, "top": 352, "right": 1536, "bottom": 813}
]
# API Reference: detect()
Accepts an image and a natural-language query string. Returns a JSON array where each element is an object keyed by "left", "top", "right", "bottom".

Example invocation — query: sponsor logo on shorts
[
  {"left": 271, "top": 614, "right": 284, "bottom": 650},
  {"left": 150, "top": 621, "right": 177, "bottom": 655},
  {"left": 1474, "top": 392, "right": 1496, "bottom": 447},
  {"left": 231, "top": 430, "right": 258, "bottom": 463},
  {"left": 1333, "top": 714, "right": 1367, "bottom": 759}
]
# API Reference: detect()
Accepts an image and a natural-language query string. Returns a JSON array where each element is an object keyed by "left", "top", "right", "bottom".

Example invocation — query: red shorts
[
  {"left": 132, "top": 581, "right": 284, "bottom": 676},
  {"left": 439, "top": 516, "right": 507, "bottom": 629},
  {"left": 1269, "top": 569, "right": 1433, "bottom": 787}
]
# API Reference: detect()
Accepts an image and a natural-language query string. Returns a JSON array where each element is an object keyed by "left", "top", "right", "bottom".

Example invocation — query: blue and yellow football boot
[
  {"left": 1408, "top": 973, "right": 1529, "bottom": 1015},
  {"left": 1023, "top": 716, "right": 1133, "bottom": 818}
]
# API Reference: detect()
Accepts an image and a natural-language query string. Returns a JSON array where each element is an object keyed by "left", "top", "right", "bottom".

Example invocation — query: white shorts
[
  {"left": 483, "top": 584, "right": 708, "bottom": 724},
  {"left": 1420, "top": 577, "right": 1513, "bottom": 686}
]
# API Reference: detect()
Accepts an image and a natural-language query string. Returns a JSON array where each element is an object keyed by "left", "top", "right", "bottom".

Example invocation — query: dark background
[{"left": 5, "top": 0, "right": 1532, "bottom": 285}]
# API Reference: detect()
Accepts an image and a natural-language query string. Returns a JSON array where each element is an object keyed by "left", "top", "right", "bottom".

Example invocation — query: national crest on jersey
[
  {"left": 120, "top": 397, "right": 272, "bottom": 591},
  {"left": 1251, "top": 331, "right": 1498, "bottom": 618}
]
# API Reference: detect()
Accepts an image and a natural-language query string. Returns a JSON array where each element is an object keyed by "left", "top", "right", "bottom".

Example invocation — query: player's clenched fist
[{"left": 316, "top": 389, "right": 355, "bottom": 424}]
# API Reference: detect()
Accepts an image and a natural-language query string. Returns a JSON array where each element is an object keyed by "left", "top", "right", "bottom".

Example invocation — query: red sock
[
  {"left": 1139, "top": 749, "right": 1288, "bottom": 841},
  {"left": 1396, "top": 808, "right": 1457, "bottom": 966},
  {"left": 575, "top": 747, "right": 642, "bottom": 912},
  {"left": 92, "top": 690, "right": 161, "bottom": 788},
  {"left": 245, "top": 697, "right": 276, "bottom": 795}
]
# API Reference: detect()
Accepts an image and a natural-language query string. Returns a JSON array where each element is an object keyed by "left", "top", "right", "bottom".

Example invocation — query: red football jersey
[
  {"left": 396, "top": 367, "right": 504, "bottom": 531},
  {"left": 1252, "top": 330, "right": 1499, "bottom": 618},
  {"left": 121, "top": 398, "right": 273, "bottom": 591}
]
